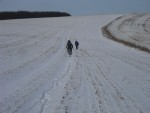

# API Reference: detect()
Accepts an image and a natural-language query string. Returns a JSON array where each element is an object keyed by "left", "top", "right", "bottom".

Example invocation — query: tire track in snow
[
  {"left": 82, "top": 57, "right": 101, "bottom": 113},
  {"left": 37, "top": 57, "right": 77, "bottom": 113},
  {"left": 77, "top": 47, "right": 144, "bottom": 113},
  {"left": 53, "top": 48, "right": 101, "bottom": 113},
  {"left": 91, "top": 55, "right": 144, "bottom": 113},
  {"left": 96, "top": 62, "right": 144, "bottom": 113},
  {"left": 64, "top": 49, "right": 104, "bottom": 113}
]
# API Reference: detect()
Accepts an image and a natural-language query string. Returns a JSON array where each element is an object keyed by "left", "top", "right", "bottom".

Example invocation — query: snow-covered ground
[
  {"left": 107, "top": 14, "right": 150, "bottom": 50},
  {"left": 0, "top": 15, "right": 150, "bottom": 113}
]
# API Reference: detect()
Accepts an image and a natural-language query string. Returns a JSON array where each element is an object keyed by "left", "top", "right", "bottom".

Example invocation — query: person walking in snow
[
  {"left": 66, "top": 40, "right": 73, "bottom": 56},
  {"left": 75, "top": 40, "right": 79, "bottom": 50}
]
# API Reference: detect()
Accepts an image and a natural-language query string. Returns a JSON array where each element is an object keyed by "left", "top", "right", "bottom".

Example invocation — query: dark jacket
[
  {"left": 66, "top": 40, "right": 73, "bottom": 50},
  {"left": 75, "top": 41, "right": 79, "bottom": 46}
]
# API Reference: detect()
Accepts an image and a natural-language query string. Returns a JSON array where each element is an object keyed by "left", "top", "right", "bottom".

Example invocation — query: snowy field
[
  {"left": 106, "top": 14, "right": 150, "bottom": 51},
  {"left": 0, "top": 15, "right": 150, "bottom": 113}
]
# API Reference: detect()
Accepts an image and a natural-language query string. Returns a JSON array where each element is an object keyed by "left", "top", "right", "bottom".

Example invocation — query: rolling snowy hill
[
  {"left": 103, "top": 14, "right": 150, "bottom": 53},
  {"left": 0, "top": 15, "right": 150, "bottom": 113}
]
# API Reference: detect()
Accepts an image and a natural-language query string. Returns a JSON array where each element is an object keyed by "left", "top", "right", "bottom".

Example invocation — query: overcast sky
[{"left": 0, "top": 0, "right": 150, "bottom": 16}]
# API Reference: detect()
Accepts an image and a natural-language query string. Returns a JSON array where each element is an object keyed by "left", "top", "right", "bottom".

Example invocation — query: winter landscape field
[{"left": 0, "top": 14, "right": 150, "bottom": 113}]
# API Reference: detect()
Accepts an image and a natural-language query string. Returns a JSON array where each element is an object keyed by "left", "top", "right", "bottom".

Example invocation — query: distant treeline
[{"left": 0, "top": 11, "right": 71, "bottom": 20}]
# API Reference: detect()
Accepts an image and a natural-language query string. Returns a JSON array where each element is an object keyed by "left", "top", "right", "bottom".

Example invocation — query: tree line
[{"left": 0, "top": 11, "right": 71, "bottom": 20}]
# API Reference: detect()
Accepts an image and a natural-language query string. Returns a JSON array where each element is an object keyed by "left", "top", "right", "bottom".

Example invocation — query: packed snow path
[{"left": 0, "top": 15, "right": 150, "bottom": 113}]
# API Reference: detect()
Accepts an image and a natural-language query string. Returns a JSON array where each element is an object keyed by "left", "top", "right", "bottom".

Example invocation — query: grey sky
[{"left": 0, "top": 0, "right": 150, "bottom": 16}]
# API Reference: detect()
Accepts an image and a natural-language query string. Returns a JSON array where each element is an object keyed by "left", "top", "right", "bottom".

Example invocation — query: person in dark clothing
[
  {"left": 66, "top": 40, "right": 73, "bottom": 56},
  {"left": 75, "top": 41, "right": 79, "bottom": 50}
]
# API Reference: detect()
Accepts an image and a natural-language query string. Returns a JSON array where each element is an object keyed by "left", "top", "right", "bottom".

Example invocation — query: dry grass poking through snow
[{"left": 102, "top": 14, "right": 150, "bottom": 53}]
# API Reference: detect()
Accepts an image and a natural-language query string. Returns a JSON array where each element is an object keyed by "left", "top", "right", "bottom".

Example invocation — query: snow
[
  {"left": 0, "top": 15, "right": 150, "bottom": 113},
  {"left": 107, "top": 14, "right": 150, "bottom": 50}
]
